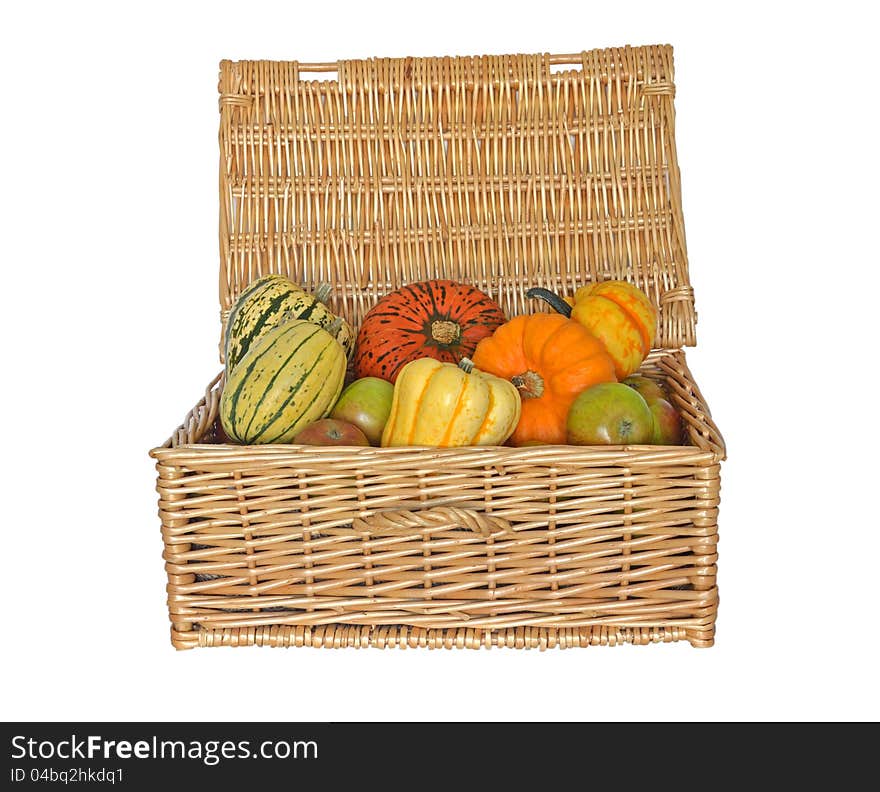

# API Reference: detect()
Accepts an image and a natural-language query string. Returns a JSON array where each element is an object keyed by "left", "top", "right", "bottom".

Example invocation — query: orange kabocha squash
[
  {"left": 527, "top": 281, "right": 657, "bottom": 379},
  {"left": 470, "top": 314, "right": 616, "bottom": 446}
]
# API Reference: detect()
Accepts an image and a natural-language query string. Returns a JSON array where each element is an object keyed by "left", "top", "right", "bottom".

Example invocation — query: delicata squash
[
  {"left": 220, "top": 320, "right": 347, "bottom": 444},
  {"left": 225, "top": 274, "right": 354, "bottom": 372}
]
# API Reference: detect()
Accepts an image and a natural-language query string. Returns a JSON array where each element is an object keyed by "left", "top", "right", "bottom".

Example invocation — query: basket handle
[
  {"left": 298, "top": 62, "right": 340, "bottom": 81},
  {"left": 350, "top": 507, "right": 512, "bottom": 538}
]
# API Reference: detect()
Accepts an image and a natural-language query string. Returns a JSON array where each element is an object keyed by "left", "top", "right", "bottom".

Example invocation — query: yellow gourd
[
  {"left": 527, "top": 281, "right": 657, "bottom": 379},
  {"left": 381, "top": 358, "right": 521, "bottom": 447}
]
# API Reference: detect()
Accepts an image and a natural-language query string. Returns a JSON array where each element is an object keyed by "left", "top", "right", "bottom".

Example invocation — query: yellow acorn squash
[{"left": 381, "top": 358, "right": 521, "bottom": 447}]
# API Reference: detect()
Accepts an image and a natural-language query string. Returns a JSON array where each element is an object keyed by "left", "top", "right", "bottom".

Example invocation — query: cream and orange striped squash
[{"left": 381, "top": 358, "right": 521, "bottom": 447}]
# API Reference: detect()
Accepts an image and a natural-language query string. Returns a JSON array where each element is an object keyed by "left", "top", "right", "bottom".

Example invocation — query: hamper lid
[{"left": 217, "top": 45, "right": 697, "bottom": 356}]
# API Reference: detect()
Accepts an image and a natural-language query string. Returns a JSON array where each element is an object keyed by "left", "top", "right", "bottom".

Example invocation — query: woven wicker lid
[{"left": 217, "top": 45, "right": 696, "bottom": 355}]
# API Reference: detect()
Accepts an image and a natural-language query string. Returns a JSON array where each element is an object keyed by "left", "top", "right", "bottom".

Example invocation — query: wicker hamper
[{"left": 151, "top": 45, "right": 726, "bottom": 650}]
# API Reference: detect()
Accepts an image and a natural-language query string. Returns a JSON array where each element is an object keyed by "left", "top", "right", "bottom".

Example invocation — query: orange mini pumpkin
[
  {"left": 527, "top": 281, "right": 657, "bottom": 379},
  {"left": 471, "top": 314, "right": 617, "bottom": 446}
]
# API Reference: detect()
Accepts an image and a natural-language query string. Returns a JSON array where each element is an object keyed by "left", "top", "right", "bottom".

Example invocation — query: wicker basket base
[
  {"left": 155, "top": 349, "right": 724, "bottom": 652},
  {"left": 173, "top": 622, "right": 714, "bottom": 650}
]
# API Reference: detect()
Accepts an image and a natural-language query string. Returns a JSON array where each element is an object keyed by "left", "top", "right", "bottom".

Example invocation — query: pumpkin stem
[
  {"left": 511, "top": 370, "right": 545, "bottom": 399},
  {"left": 313, "top": 282, "right": 334, "bottom": 304},
  {"left": 325, "top": 316, "right": 344, "bottom": 335},
  {"left": 431, "top": 320, "right": 461, "bottom": 346},
  {"left": 526, "top": 287, "right": 572, "bottom": 318},
  {"left": 458, "top": 358, "right": 475, "bottom": 374}
]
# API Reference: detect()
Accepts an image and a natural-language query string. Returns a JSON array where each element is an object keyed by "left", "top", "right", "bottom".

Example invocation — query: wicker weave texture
[
  {"left": 217, "top": 45, "right": 696, "bottom": 355},
  {"left": 154, "top": 350, "right": 723, "bottom": 649},
  {"left": 151, "top": 46, "right": 723, "bottom": 650}
]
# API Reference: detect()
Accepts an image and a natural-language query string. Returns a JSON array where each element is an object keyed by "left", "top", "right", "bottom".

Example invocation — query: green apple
[
  {"left": 649, "top": 398, "right": 683, "bottom": 445},
  {"left": 293, "top": 418, "right": 370, "bottom": 446},
  {"left": 566, "top": 382, "right": 654, "bottom": 445},
  {"left": 622, "top": 374, "right": 666, "bottom": 404},
  {"left": 330, "top": 377, "right": 394, "bottom": 446}
]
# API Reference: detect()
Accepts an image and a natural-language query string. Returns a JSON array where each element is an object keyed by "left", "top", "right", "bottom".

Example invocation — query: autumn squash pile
[{"left": 217, "top": 275, "right": 683, "bottom": 449}]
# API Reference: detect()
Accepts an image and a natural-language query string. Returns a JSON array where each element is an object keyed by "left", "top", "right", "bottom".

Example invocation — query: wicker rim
[
  {"left": 153, "top": 350, "right": 725, "bottom": 461},
  {"left": 172, "top": 623, "right": 713, "bottom": 650}
]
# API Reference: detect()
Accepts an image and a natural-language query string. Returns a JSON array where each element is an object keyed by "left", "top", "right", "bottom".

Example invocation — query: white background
[{"left": 2, "top": 0, "right": 878, "bottom": 722}]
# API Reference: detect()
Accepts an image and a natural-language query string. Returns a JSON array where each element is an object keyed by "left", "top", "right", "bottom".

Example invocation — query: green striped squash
[
  {"left": 224, "top": 274, "right": 354, "bottom": 372},
  {"left": 220, "top": 320, "right": 347, "bottom": 444}
]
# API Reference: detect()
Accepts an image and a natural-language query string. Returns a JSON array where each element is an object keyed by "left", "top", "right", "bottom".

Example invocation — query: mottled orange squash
[{"left": 527, "top": 281, "right": 657, "bottom": 379}]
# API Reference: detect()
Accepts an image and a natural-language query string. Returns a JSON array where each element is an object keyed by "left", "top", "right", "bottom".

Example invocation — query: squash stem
[
  {"left": 431, "top": 320, "right": 461, "bottom": 346},
  {"left": 458, "top": 358, "right": 475, "bottom": 374},
  {"left": 526, "top": 287, "right": 572, "bottom": 318},
  {"left": 511, "top": 370, "right": 545, "bottom": 399},
  {"left": 313, "top": 282, "right": 334, "bottom": 305}
]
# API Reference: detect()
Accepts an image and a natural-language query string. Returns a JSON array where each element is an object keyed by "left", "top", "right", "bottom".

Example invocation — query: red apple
[
  {"left": 622, "top": 374, "right": 667, "bottom": 404},
  {"left": 566, "top": 383, "right": 654, "bottom": 445},
  {"left": 212, "top": 416, "right": 234, "bottom": 444},
  {"left": 649, "top": 398, "right": 683, "bottom": 445},
  {"left": 293, "top": 418, "right": 370, "bottom": 446},
  {"left": 330, "top": 376, "right": 394, "bottom": 446}
]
